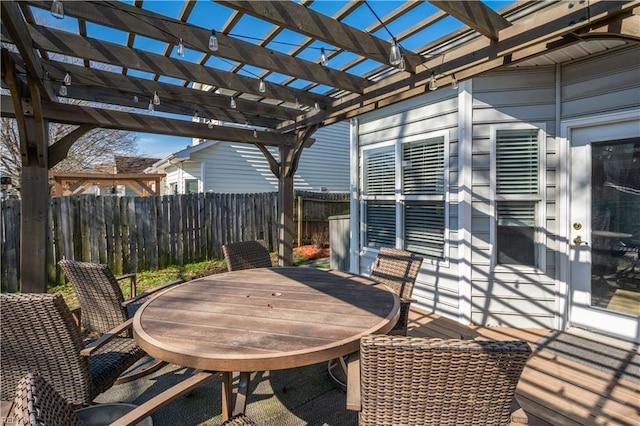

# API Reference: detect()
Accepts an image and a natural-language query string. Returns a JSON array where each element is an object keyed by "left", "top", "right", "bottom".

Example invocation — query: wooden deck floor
[{"left": 407, "top": 309, "right": 639, "bottom": 426}]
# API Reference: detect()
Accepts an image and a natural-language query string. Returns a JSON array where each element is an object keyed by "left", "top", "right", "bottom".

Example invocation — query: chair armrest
[
  {"left": 108, "top": 371, "right": 220, "bottom": 426},
  {"left": 81, "top": 318, "right": 133, "bottom": 357},
  {"left": 116, "top": 273, "right": 137, "bottom": 298},
  {"left": 122, "top": 279, "right": 183, "bottom": 308},
  {"left": 399, "top": 297, "right": 417, "bottom": 304},
  {"left": 346, "top": 352, "right": 361, "bottom": 412},
  {"left": 69, "top": 306, "right": 81, "bottom": 329}
]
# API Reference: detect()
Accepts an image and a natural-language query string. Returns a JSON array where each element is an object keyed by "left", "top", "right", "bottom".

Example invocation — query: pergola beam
[
  {"left": 217, "top": 0, "right": 425, "bottom": 73},
  {"left": 429, "top": 1, "right": 512, "bottom": 40},
  {"left": 0, "top": 95, "right": 297, "bottom": 146},
  {"left": 26, "top": 0, "right": 371, "bottom": 95}
]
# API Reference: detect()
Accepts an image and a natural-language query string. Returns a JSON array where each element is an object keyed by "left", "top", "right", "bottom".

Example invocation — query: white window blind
[
  {"left": 363, "top": 146, "right": 395, "bottom": 195},
  {"left": 496, "top": 129, "right": 539, "bottom": 194},
  {"left": 366, "top": 203, "right": 396, "bottom": 248},
  {"left": 405, "top": 202, "right": 445, "bottom": 258},
  {"left": 403, "top": 137, "right": 445, "bottom": 195},
  {"left": 497, "top": 202, "right": 535, "bottom": 226}
]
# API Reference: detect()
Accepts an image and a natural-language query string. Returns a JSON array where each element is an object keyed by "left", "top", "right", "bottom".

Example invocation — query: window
[
  {"left": 185, "top": 179, "right": 198, "bottom": 194},
  {"left": 493, "top": 127, "right": 544, "bottom": 268},
  {"left": 361, "top": 134, "right": 447, "bottom": 259}
]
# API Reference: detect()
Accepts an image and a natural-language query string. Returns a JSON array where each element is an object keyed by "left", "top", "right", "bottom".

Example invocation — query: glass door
[{"left": 569, "top": 119, "right": 640, "bottom": 343}]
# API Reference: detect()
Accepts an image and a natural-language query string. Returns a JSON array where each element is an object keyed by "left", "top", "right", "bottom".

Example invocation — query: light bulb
[
  {"left": 208, "top": 119, "right": 214, "bottom": 129},
  {"left": 153, "top": 91, "right": 160, "bottom": 105},
  {"left": 451, "top": 74, "right": 458, "bottom": 90},
  {"left": 389, "top": 43, "right": 402, "bottom": 66},
  {"left": 209, "top": 30, "right": 219, "bottom": 52},
  {"left": 59, "top": 85, "right": 67, "bottom": 96},
  {"left": 51, "top": 0, "right": 64, "bottom": 19},
  {"left": 295, "top": 98, "right": 301, "bottom": 109},
  {"left": 320, "top": 48, "right": 328, "bottom": 66},
  {"left": 429, "top": 72, "right": 438, "bottom": 91},
  {"left": 133, "top": 94, "right": 139, "bottom": 103},
  {"left": 193, "top": 110, "right": 198, "bottom": 120},
  {"left": 253, "top": 129, "right": 258, "bottom": 138},
  {"left": 314, "top": 101, "right": 320, "bottom": 111},
  {"left": 63, "top": 72, "right": 71, "bottom": 85},
  {"left": 398, "top": 56, "right": 406, "bottom": 72},
  {"left": 177, "top": 38, "right": 184, "bottom": 57},
  {"left": 148, "top": 100, "right": 154, "bottom": 111},
  {"left": 230, "top": 96, "right": 237, "bottom": 109},
  {"left": 259, "top": 79, "right": 266, "bottom": 93}
]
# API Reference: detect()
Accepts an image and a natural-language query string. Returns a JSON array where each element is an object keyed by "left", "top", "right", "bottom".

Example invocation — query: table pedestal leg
[
  {"left": 233, "top": 372, "right": 251, "bottom": 416},
  {"left": 221, "top": 372, "right": 233, "bottom": 421}
]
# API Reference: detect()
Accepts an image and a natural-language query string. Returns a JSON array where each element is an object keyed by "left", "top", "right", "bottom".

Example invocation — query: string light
[
  {"left": 320, "top": 48, "right": 329, "bottom": 66},
  {"left": 153, "top": 91, "right": 160, "bottom": 105},
  {"left": 59, "top": 85, "right": 67, "bottom": 96},
  {"left": 259, "top": 79, "right": 266, "bottom": 93},
  {"left": 295, "top": 98, "right": 301, "bottom": 109},
  {"left": 398, "top": 57, "right": 406, "bottom": 72},
  {"left": 230, "top": 96, "right": 237, "bottom": 109},
  {"left": 389, "top": 43, "right": 402, "bottom": 66},
  {"left": 209, "top": 30, "right": 219, "bottom": 52},
  {"left": 429, "top": 72, "right": 438, "bottom": 91},
  {"left": 193, "top": 110, "right": 198, "bottom": 120},
  {"left": 63, "top": 72, "right": 71, "bottom": 85},
  {"left": 314, "top": 102, "right": 320, "bottom": 112},
  {"left": 133, "top": 94, "right": 139, "bottom": 103},
  {"left": 148, "top": 99, "right": 154, "bottom": 111},
  {"left": 208, "top": 119, "right": 215, "bottom": 129},
  {"left": 451, "top": 74, "right": 458, "bottom": 90},
  {"left": 177, "top": 38, "right": 185, "bottom": 57},
  {"left": 51, "top": 0, "right": 64, "bottom": 19},
  {"left": 253, "top": 129, "right": 258, "bottom": 138}
]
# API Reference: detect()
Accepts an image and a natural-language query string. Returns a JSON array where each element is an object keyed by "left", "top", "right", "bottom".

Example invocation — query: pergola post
[{"left": 277, "top": 146, "right": 295, "bottom": 266}]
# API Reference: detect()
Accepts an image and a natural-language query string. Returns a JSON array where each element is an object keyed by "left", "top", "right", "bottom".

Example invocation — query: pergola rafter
[{"left": 1, "top": 0, "right": 638, "bottom": 292}]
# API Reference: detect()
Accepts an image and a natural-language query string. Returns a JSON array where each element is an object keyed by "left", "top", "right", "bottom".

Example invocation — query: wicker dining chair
[
  {"left": 222, "top": 240, "right": 272, "bottom": 271},
  {"left": 0, "top": 293, "right": 145, "bottom": 407},
  {"left": 347, "top": 335, "right": 532, "bottom": 426},
  {"left": 370, "top": 247, "right": 423, "bottom": 336}
]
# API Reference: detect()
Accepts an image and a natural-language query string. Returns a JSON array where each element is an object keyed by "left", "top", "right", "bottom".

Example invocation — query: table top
[{"left": 133, "top": 267, "right": 399, "bottom": 372}]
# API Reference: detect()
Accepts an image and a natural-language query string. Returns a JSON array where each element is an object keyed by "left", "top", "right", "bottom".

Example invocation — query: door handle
[{"left": 573, "top": 236, "right": 589, "bottom": 246}]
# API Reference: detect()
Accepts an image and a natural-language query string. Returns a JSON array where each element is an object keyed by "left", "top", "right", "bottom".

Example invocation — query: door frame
[{"left": 559, "top": 109, "right": 640, "bottom": 342}]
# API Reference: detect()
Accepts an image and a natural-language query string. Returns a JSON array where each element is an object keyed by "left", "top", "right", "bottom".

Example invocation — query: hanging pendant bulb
[
  {"left": 314, "top": 101, "right": 320, "bottom": 112},
  {"left": 208, "top": 119, "right": 215, "bottom": 129},
  {"left": 177, "top": 38, "right": 185, "bottom": 57},
  {"left": 193, "top": 110, "right": 198, "bottom": 120},
  {"left": 230, "top": 96, "right": 237, "bottom": 109},
  {"left": 59, "top": 85, "right": 67, "bottom": 96},
  {"left": 451, "top": 74, "right": 458, "bottom": 90},
  {"left": 253, "top": 129, "right": 258, "bottom": 138},
  {"left": 258, "top": 79, "right": 266, "bottom": 93},
  {"left": 398, "top": 56, "right": 406, "bottom": 72},
  {"left": 208, "top": 30, "right": 219, "bottom": 52},
  {"left": 133, "top": 94, "right": 139, "bottom": 103},
  {"left": 320, "top": 48, "right": 329, "bottom": 66},
  {"left": 429, "top": 72, "right": 438, "bottom": 91},
  {"left": 389, "top": 42, "right": 402, "bottom": 66},
  {"left": 63, "top": 72, "right": 71, "bottom": 85},
  {"left": 148, "top": 100, "right": 154, "bottom": 112},
  {"left": 295, "top": 98, "right": 301, "bottom": 110},
  {"left": 153, "top": 91, "right": 160, "bottom": 105},
  {"left": 51, "top": 0, "right": 64, "bottom": 19}
]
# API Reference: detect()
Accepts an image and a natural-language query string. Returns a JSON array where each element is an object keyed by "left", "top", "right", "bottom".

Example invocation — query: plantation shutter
[
  {"left": 403, "top": 137, "right": 445, "bottom": 195},
  {"left": 497, "top": 202, "right": 536, "bottom": 226},
  {"left": 366, "top": 203, "right": 395, "bottom": 247},
  {"left": 363, "top": 146, "right": 395, "bottom": 195},
  {"left": 405, "top": 203, "right": 445, "bottom": 258},
  {"left": 496, "top": 129, "right": 539, "bottom": 194}
]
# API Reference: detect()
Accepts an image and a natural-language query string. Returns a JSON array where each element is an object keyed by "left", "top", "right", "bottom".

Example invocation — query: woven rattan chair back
[
  {"left": 0, "top": 293, "right": 93, "bottom": 405},
  {"left": 358, "top": 335, "right": 532, "bottom": 426},
  {"left": 59, "top": 259, "right": 129, "bottom": 335},
  {"left": 370, "top": 247, "right": 422, "bottom": 300},
  {"left": 11, "top": 372, "right": 81, "bottom": 426},
  {"left": 222, "top": 240, "right": 272, "bottom": 271}
]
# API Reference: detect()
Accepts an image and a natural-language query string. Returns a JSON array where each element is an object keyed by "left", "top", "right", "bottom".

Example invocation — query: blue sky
[{"left": 30, "top": 0, "right": 515, "bottom": 160}]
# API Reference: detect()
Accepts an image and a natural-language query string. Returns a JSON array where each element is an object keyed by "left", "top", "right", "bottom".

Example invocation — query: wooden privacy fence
[{"left": 1, "top": 191, "right": 349, "bottom": 291}]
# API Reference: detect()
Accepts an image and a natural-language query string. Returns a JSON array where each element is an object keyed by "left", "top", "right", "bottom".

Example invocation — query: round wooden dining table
[{"left": 132, "top": 267, "right": 399, "bottom": 420}]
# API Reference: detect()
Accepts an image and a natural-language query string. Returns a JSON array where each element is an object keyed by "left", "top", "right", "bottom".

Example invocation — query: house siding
[{"left": 353, "top": 45, "right": 639, "bottom": 331}]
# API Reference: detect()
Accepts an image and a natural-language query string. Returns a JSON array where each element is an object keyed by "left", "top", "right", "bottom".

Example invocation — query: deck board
[{"left": 408, "top": 308, "right": 640, "bottom": 426}]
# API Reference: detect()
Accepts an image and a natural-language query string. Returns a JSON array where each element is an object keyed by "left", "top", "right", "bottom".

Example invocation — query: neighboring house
[
  {"left": 351, "top": 45, "right": 640, "bottom": 344},
  {"left": 147, "top": 122, "right": 350, "bottom": 194}
]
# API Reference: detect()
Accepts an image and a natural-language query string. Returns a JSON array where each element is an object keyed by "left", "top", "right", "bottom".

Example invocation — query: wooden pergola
[
  {"left": 50, "top": 172, "right": 164, "bottom": 197},
  {"left": 1, "top": 0, "right": 638, "bottom": 292}
]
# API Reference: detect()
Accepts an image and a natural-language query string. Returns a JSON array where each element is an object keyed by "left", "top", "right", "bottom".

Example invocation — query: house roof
[{"left": 114, "top": 156, "right": 162, "bottom": 174}]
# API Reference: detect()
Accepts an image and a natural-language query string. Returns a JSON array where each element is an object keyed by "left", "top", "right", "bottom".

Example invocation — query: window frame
[
  {"left": 360, "top": 130, "right": 449, "bottom": 264},
  {"left": 490, "top": 123, "right": 547, "bottom": 272}
]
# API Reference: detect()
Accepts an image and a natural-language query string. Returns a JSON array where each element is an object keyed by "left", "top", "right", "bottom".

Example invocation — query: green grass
[{"left": 52, "top": 252, "right": 314, "bottom": 308}]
